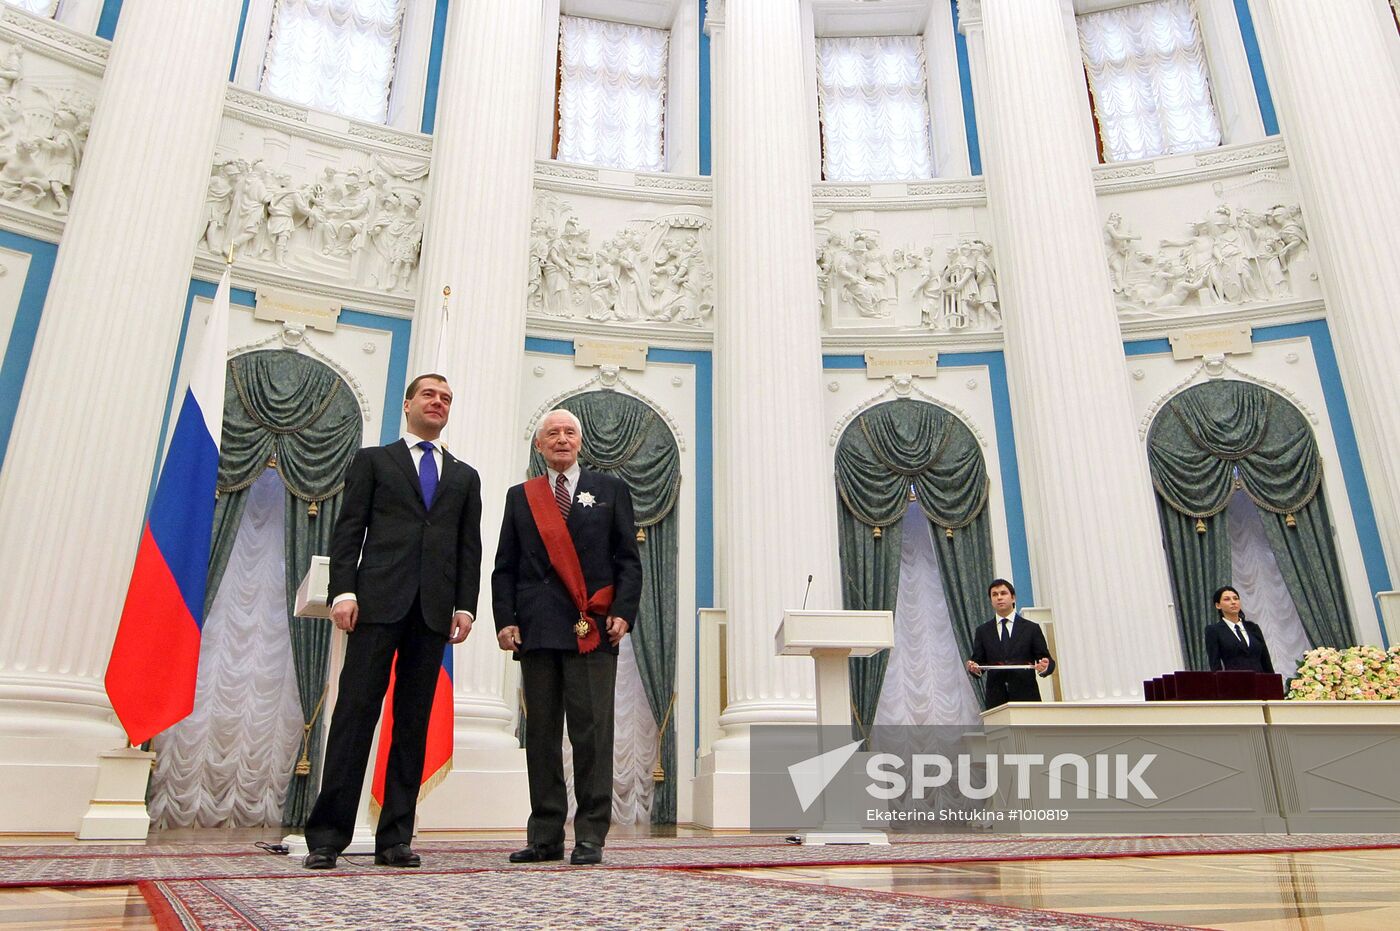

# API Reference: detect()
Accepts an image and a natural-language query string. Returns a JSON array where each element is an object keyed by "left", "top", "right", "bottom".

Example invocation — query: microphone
[{"left": 801, "top": 574, "right": 813, "bottom": 610}]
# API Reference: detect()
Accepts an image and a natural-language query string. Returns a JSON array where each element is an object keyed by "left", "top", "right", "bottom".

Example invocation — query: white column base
[
  {"left": 690, "top": 748, "right": 751, "bottom": 830},
  {"left": 75, "top": 748, "right": 154, "bottom": 841},
  {"left": 416, "top": 748, "right": 531, "bottom": 830},
  {"left": 0, "top": 735, "right": 119, "bottom": 833}
]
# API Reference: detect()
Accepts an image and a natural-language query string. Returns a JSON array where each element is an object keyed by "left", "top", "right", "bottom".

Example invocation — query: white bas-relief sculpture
[
  {"left": 816, "top": 224, "right": 1002, "bottom": 333},
  {"left": 0, "top": 45, "right": 94, "bottom": 216},
  {"left": 527, "top": 195, "right": 714, "bottom": 328},
  {"left": 199, "top": 155, "right": 427, "bottom": 293},
  {"left": 1109, "top": 204, "right": 1311, "bottom": 320}
]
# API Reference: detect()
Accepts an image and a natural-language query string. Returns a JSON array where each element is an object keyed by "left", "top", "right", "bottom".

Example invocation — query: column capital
[
  {"left": 703, "top": 0, "right": 725, "bottom": 37},
  {"left": 956, "top": 0, "right": 982, "bottom": 31}
]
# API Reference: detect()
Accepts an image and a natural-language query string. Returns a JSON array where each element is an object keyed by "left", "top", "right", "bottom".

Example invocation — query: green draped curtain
[
  {"left": 834, "top": 399, "right": 996, "bottom": 728},
  {"left": 1146, "top": 379, "right": 1356, "bottom": 670},
  {"left": 205, "top": 350, "right": 364, "bottom": 827},
  {"left": 527, "top": 391, "right": 681, "bottom": 824}
]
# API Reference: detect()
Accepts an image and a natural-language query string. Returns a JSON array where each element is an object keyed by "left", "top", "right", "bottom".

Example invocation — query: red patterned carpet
[
  {"left": 140, "top": 868, "right": 1201, "bottom": 931},
  {"left": 2, "top": 832, "right": 1397, "bottom": 888}
]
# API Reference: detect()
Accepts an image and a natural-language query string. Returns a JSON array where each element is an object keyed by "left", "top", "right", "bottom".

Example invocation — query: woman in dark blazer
[{"left": 1204, "top": 585, "right": 1275, "bottom": 674}]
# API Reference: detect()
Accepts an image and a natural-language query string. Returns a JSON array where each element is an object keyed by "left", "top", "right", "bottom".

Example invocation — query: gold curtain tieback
[
  {"left": 872, "top": 526, "right": 883, "bottom": 539},
  {"left": 1284, "top": 512, "right": 1297, "bottom": 528}
]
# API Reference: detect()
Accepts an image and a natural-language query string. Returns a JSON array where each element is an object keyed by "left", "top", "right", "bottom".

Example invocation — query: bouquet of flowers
[{"left": 1287, "top": 645, "right": 1400, "bottom": 701}]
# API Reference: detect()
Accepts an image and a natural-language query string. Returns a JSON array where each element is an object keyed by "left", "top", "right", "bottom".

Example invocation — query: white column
[
  {"left": 958, "top": 0, "right": 1182, "bottom": 699},
  {"left": 0, "top": 0, "right": 245, "bottom": 833},
  {"left": 1255, "top": 0, "right": 1400, "bottom": 583},
  {"left": 407, "top": 0, "right": 541, "bottom": 830},
  {"left": 693, "top": 0, "right": 838, "bottom": 829}
]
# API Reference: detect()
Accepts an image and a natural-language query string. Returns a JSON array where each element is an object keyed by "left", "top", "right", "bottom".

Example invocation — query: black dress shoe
[
  {"left": 508, "top": 842, "right": 564, "bottom": 863},
  {"left": 570, "top": 841, "right": 603, "bottom": 865},
  {"left": 374, "top": 843, "right": 421, "bottom": 867},
  {"left": 303, "top": 847, "right": 337, "bottom": 870}
]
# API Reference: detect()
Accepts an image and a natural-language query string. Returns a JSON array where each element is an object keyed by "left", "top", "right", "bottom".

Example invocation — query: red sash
[{"left": 523, "top": 475, "right": 613, "bottom": 654}]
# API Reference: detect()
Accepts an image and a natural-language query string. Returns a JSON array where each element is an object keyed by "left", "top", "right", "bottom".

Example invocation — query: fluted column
[
  {"left": 695, "top": 0, "right": 838, "bottom": 827},
  {"left": 407, "top": 0, "right": 541, "bottom": 828},
  {"left": 959, "top": 0, "right": 1181, "bottom": 699},
  {"left": 1255, "top": 0, "right": 1400, "bottom": 582},
  {"left": 0, "top": 0, "right": 245, "bottom": 831}
]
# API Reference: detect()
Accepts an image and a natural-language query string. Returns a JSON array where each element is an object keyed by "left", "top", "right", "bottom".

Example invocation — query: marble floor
[{"left": 2, "top": 831, "right": 1398, "bottom": 930}]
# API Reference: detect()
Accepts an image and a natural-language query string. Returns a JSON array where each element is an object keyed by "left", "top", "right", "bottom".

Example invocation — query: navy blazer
[
  {"left": 492, "top": 468, "right": 643, "bottom": 655},
  {"left": 1204, "top": 619, "right": 1274, "bottom": 674},
  {"left": 326, "top": 440, "right": 483, "bottom": 636}
]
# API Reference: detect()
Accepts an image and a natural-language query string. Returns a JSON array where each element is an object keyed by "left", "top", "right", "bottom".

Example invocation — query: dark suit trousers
[
  {"left": 520, "top": 649, "right": 617, "bottom": 847},
  {"left": 304, "top": 598, "right": 447, "bottom": 853}
]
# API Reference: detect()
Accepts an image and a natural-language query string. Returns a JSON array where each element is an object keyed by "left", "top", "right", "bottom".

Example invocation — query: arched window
[
  {"left": 815, "top": 34, "right": 934, "bottom": 181},
  {"left": 834, "top": 399, "right": 995, "bottom": 727},
  {"left": 1077, "top": 0, "right": 1222, "bottom": 162},
  {"left": 1146, "top": 379, "right": 1357, "bottom": 676},
  {"left": 260, "top": 0, "right": 407, "bottom": 124}
]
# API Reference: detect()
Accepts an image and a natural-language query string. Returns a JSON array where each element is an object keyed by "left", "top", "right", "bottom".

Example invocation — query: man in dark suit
[
  {"left": 965, "top": 578, "right": 1055, "bottom": 709},
  {"left": 494, "top": 408, "right": 642, "bottom": 866},
  {"left": 302, "top": 373, "right": 482, "bottom": 870},
  {"left": 1204, "top": 585, "right": 1274, "bottom": 673}
]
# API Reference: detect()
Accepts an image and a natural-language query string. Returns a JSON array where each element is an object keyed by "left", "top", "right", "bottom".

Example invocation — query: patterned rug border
[
  {"left": 137, "top": 868, "right": 1206, "bottom": 931},
  {"left": 688, "top": 870, "right": 1207, "bottom": 931},
  {"left": 5, "top": 833, "right": 1399, "bottom": 889}
]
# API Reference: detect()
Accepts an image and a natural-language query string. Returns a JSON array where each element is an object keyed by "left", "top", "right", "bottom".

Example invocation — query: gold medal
[{"left": 574, "top": 617, "right": 591, "bottom": 638}]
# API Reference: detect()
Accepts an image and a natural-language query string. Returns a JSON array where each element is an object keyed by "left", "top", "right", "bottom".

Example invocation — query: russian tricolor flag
[
  {"left": 372, "top": 646, "right": 455, "bottom": 806},
  {"left": 105, "top": 267, "right": 231, "bottom": 746}
]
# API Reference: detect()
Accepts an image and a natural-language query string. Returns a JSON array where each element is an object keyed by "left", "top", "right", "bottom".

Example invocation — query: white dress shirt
[
  {"left": 994, "top": 613, "right": 1015, "bottom": 640},
  {"left": 1226, "top": 620, "right": 1249, "bottom": 645},
  {"left": 546, "top": 462, "right": 581, "bottom": 503}
]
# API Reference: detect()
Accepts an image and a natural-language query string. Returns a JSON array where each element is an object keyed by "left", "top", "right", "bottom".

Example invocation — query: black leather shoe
[
  {"left": 570, "top": 841, "right": 603, "bottom": 865},
  {"left": 508, "top": 842, "right": 564, "bottom": 863},
  {"left": 374, "top": 843, "right": 421, "bottom": 867},
  {"left": 303, "top": 847, "right": 337, "bottom": 870}
]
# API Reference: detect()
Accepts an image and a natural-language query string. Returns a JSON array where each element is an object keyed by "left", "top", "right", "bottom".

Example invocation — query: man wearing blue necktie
[
  {"left": 303, "top": 374, "right": 482, "bottom": 870},
  {"left": 965, "top": 578, "right": 1055, "bottom": 709}
]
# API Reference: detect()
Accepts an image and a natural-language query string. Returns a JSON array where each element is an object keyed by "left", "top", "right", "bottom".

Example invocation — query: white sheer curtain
[
  {"left": 816, "top": 35, "right": 934, "bottom": 182},
  {"left": 261, "top": 0, "right": 406, "bottom": 124},
  {"left": 1226, "top": 488, "right": 1312, "bottom": 680},
  {"left": 1077, "top": 0, "right": 1222, "bottom": 162},
  {"left": 149, "top": 470, "right": 305, "bottom": 828},
  {"left": 4, "top": 0, "right": 58, "bottom": 15},
  {"left": 874, "top": 501, "right": 981, "bottom": 727},
  {"left": 556, "top": 15, "right": 668, "bottom": 172}
]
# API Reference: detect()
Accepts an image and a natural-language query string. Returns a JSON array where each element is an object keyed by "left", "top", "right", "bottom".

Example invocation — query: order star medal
[
  {"left": 577, "top": 491, "right": 596, "bottom": 507},
  {"left": 574, "top": 615, "right": 592, "bottom": 638}
]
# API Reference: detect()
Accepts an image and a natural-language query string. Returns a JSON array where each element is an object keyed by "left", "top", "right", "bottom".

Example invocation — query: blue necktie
[
  {"left": 417, "top": 441, "right": 438, "bottom": 509},
  {"left": 999, "top": 619, "right": 1010, "bottom": 645}
]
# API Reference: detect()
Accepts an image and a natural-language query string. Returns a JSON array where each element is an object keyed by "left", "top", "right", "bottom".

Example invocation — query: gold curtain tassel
[
  {"left": 294, "top": 755, "right": 311, "bottom": 777},
  {"left": 872, "top": 526, "right": 883, "bottom": 539},
  {"left": 1285, "top": 512, "right": 1297, "bottom": 528},
  {"left": 636, "top": 526, "right": 646, "bottom": 543},
  {"left": 1195, "top": 518, "right": 1207, "bottom": 534},
  {"left": 652, "top": 762, "right": 666, "bottom": 783},
  {"left": 945, "top": 526, "right": 954, "bottom": 539},
  {"left": 267, "top": 454, "right": 278, "bottom": 468},
  {"left": 907, "top": 487, "right": 916, "bottom": 502},
  {"left": 307, "top": 500, "right": 319, "bottom": 518}
]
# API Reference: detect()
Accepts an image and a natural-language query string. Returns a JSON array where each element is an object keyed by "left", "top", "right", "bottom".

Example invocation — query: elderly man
[{"left": 494, "top": 409, "right": 642, "bottom": 865}]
